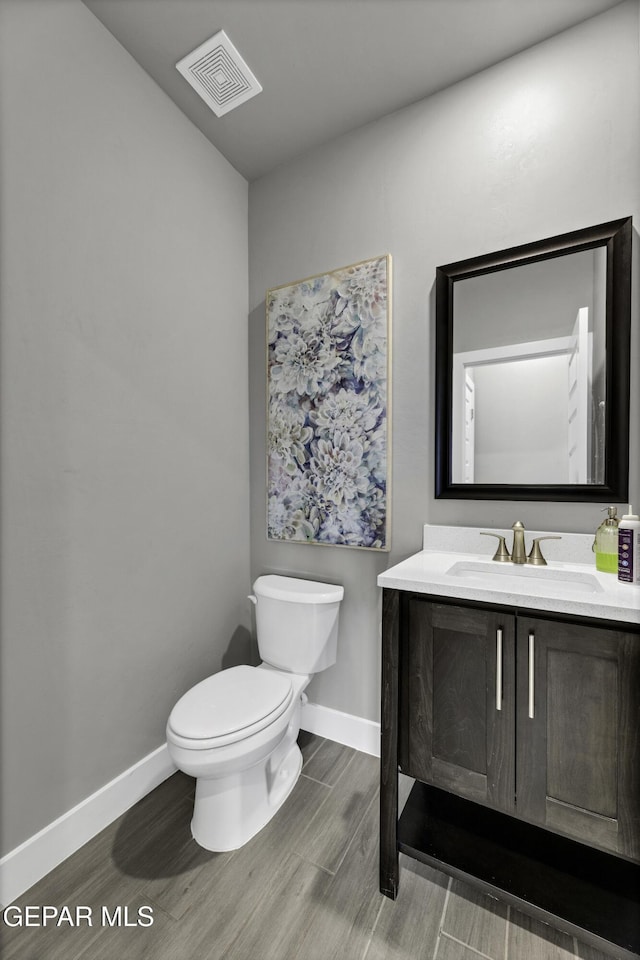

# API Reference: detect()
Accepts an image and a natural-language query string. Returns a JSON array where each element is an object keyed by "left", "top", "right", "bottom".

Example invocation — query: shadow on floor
[{"left": 110, "top": 772, "right": 218, "bottom": 880}]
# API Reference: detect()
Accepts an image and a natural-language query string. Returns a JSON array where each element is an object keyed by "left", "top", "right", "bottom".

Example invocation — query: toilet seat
[{"left": 167, "top": 665, "right": 293, "bottom": 750}]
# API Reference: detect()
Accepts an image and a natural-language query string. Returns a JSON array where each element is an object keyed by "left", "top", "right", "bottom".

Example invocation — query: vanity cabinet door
[
  {"left": 406, "top": 599, "right": 516, "bottom": 813},
  {"left": 516, "top": 616, "right": 640, "bottom": 861}
]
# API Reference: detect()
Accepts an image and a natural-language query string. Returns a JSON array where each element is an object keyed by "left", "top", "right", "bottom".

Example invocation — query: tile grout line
[
  {"left": 299, "top": 772, "right": 339, "bottom": 787},
  {"left": 432, "top": 875, "right": 452, "bottom": 960},
  {"left": 504, "top": 903, "right": 510, "bottom": 960},
  {"left": 361, "top": 896, "right": 386, "bottom": 960},
  {"left": 438, "top": 931, "right": 496, "bottom": 959},
  {"left": 297, "top": 753, "right": 358, "bottom": 838},
  {"left": 302, "top": 784, "right": 380, "bottom": 879},
  {"left": 294, "top": 854, "right": 336, "bottom": 877},
  {"left": 300, "top": 736, "right": 326, "bottom": 770}
]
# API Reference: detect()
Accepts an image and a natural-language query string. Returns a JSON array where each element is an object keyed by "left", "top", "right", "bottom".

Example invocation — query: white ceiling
[{"left": 82, "top": 0, "right": 623, "bottom": 181}]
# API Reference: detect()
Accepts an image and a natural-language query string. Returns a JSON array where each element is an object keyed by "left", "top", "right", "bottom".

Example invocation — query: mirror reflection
[
  {"left": 451, "top": 249, "right": 607, "bottom": 485},
  {"left": 435, "top": 216, "right": 632, "bottom": 502}
]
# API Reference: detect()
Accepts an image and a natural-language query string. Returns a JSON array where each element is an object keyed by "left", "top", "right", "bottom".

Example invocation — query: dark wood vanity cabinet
[
  {"left": 381, "top": 589, "right": 640, "bottom": 958},
  {"left": 402, "top": 596, "right": 640, "bottom": 859}
]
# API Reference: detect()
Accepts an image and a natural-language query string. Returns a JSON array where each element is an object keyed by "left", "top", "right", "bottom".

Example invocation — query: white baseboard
[
  {"left": 0, "top": 744, "right": 176, "bottom": 907},
  {"left": 1, "top": 705, "right": 379, "bottom": 907},
  {"left": 301, "top": 700, "right": 380, "bottom": 758}
]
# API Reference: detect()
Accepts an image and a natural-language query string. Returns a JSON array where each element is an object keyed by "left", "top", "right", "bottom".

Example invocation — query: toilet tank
[{"left": 252, "top": 575, "right": 343, "bottom": 674}]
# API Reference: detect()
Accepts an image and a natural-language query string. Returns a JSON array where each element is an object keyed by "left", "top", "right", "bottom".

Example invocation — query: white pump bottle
[{"left": 618, "top": 505, "right": 640, "bottom": 583}]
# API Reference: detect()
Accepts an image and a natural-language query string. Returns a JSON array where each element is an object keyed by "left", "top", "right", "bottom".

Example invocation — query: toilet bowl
[{"left": 166, "top": 575, "right": 343, "bottom": 851}]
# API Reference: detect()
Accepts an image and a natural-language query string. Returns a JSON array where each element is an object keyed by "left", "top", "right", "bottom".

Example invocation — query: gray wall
[
  {"left": 0, "top": 0, "right": 250, "bottom": 855},
  {"left": 249, "top": 0, "right": 640, "bottom": 723}
]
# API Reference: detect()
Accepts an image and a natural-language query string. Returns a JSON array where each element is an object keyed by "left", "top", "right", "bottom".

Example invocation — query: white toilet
[{"left": 166, "top": 574, "right": 343, "bottom": 851}]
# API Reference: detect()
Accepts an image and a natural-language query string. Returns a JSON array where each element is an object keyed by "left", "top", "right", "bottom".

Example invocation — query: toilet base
[{"left": 190, "top": 736, "right": 303, "bottom": 852}]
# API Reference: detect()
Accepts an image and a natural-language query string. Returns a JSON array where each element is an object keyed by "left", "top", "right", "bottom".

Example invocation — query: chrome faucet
[{"left": 480, "top": 522, "right": 562, "bottom": 566}]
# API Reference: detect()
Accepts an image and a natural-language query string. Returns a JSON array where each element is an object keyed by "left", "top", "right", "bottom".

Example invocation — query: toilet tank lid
[{"left": 253, "top": 575, "right": 343, "bottom": 604}]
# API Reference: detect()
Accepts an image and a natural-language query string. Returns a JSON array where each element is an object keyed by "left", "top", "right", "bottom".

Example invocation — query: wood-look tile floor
[{"left": 1, "top": 735, "right": 622, "bottom": 960}]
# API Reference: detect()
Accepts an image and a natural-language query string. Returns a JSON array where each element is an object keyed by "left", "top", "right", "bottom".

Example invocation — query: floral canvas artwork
[{"left": 266, "top": 255, "right": 391, "bottom": 550}]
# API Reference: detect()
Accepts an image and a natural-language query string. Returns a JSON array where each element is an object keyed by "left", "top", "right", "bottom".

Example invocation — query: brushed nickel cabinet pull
[
  {"left": 496, "top": 627, "right": 503, "bottom": 711},
  {"left": 528, "top": 631, "right": 535, "bottom": 719}
]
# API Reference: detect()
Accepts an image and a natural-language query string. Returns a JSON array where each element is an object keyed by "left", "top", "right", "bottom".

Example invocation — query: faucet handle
[
  {"left": 527, "top": 536, "right": 562, "bottom": 566},
  {"left": 480, "top": 532, "right": 512, "bottom": 562}
]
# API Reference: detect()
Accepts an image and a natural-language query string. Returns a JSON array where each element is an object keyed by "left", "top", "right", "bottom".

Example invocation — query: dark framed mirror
[{"left": 435, "top": 217, "right": 632, "bottom": 501}]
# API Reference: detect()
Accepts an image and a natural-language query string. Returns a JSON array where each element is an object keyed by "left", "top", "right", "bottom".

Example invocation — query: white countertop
[{"left": 377, "top": 525, "right": 640, "bottom": 625}]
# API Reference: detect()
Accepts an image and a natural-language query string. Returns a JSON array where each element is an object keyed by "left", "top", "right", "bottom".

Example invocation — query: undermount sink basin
[{"left": 445, "top": 559, "right": 604, "bottom": 595}]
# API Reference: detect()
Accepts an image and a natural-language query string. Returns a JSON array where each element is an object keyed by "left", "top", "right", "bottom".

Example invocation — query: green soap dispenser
[{"left": 593, "top": 506, "right": 619, "bottom": 573}]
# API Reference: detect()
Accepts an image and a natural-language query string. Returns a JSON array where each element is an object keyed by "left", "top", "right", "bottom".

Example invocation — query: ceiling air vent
[{"left": 176, "top": 30, "right": 262, "bottom": 117}]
